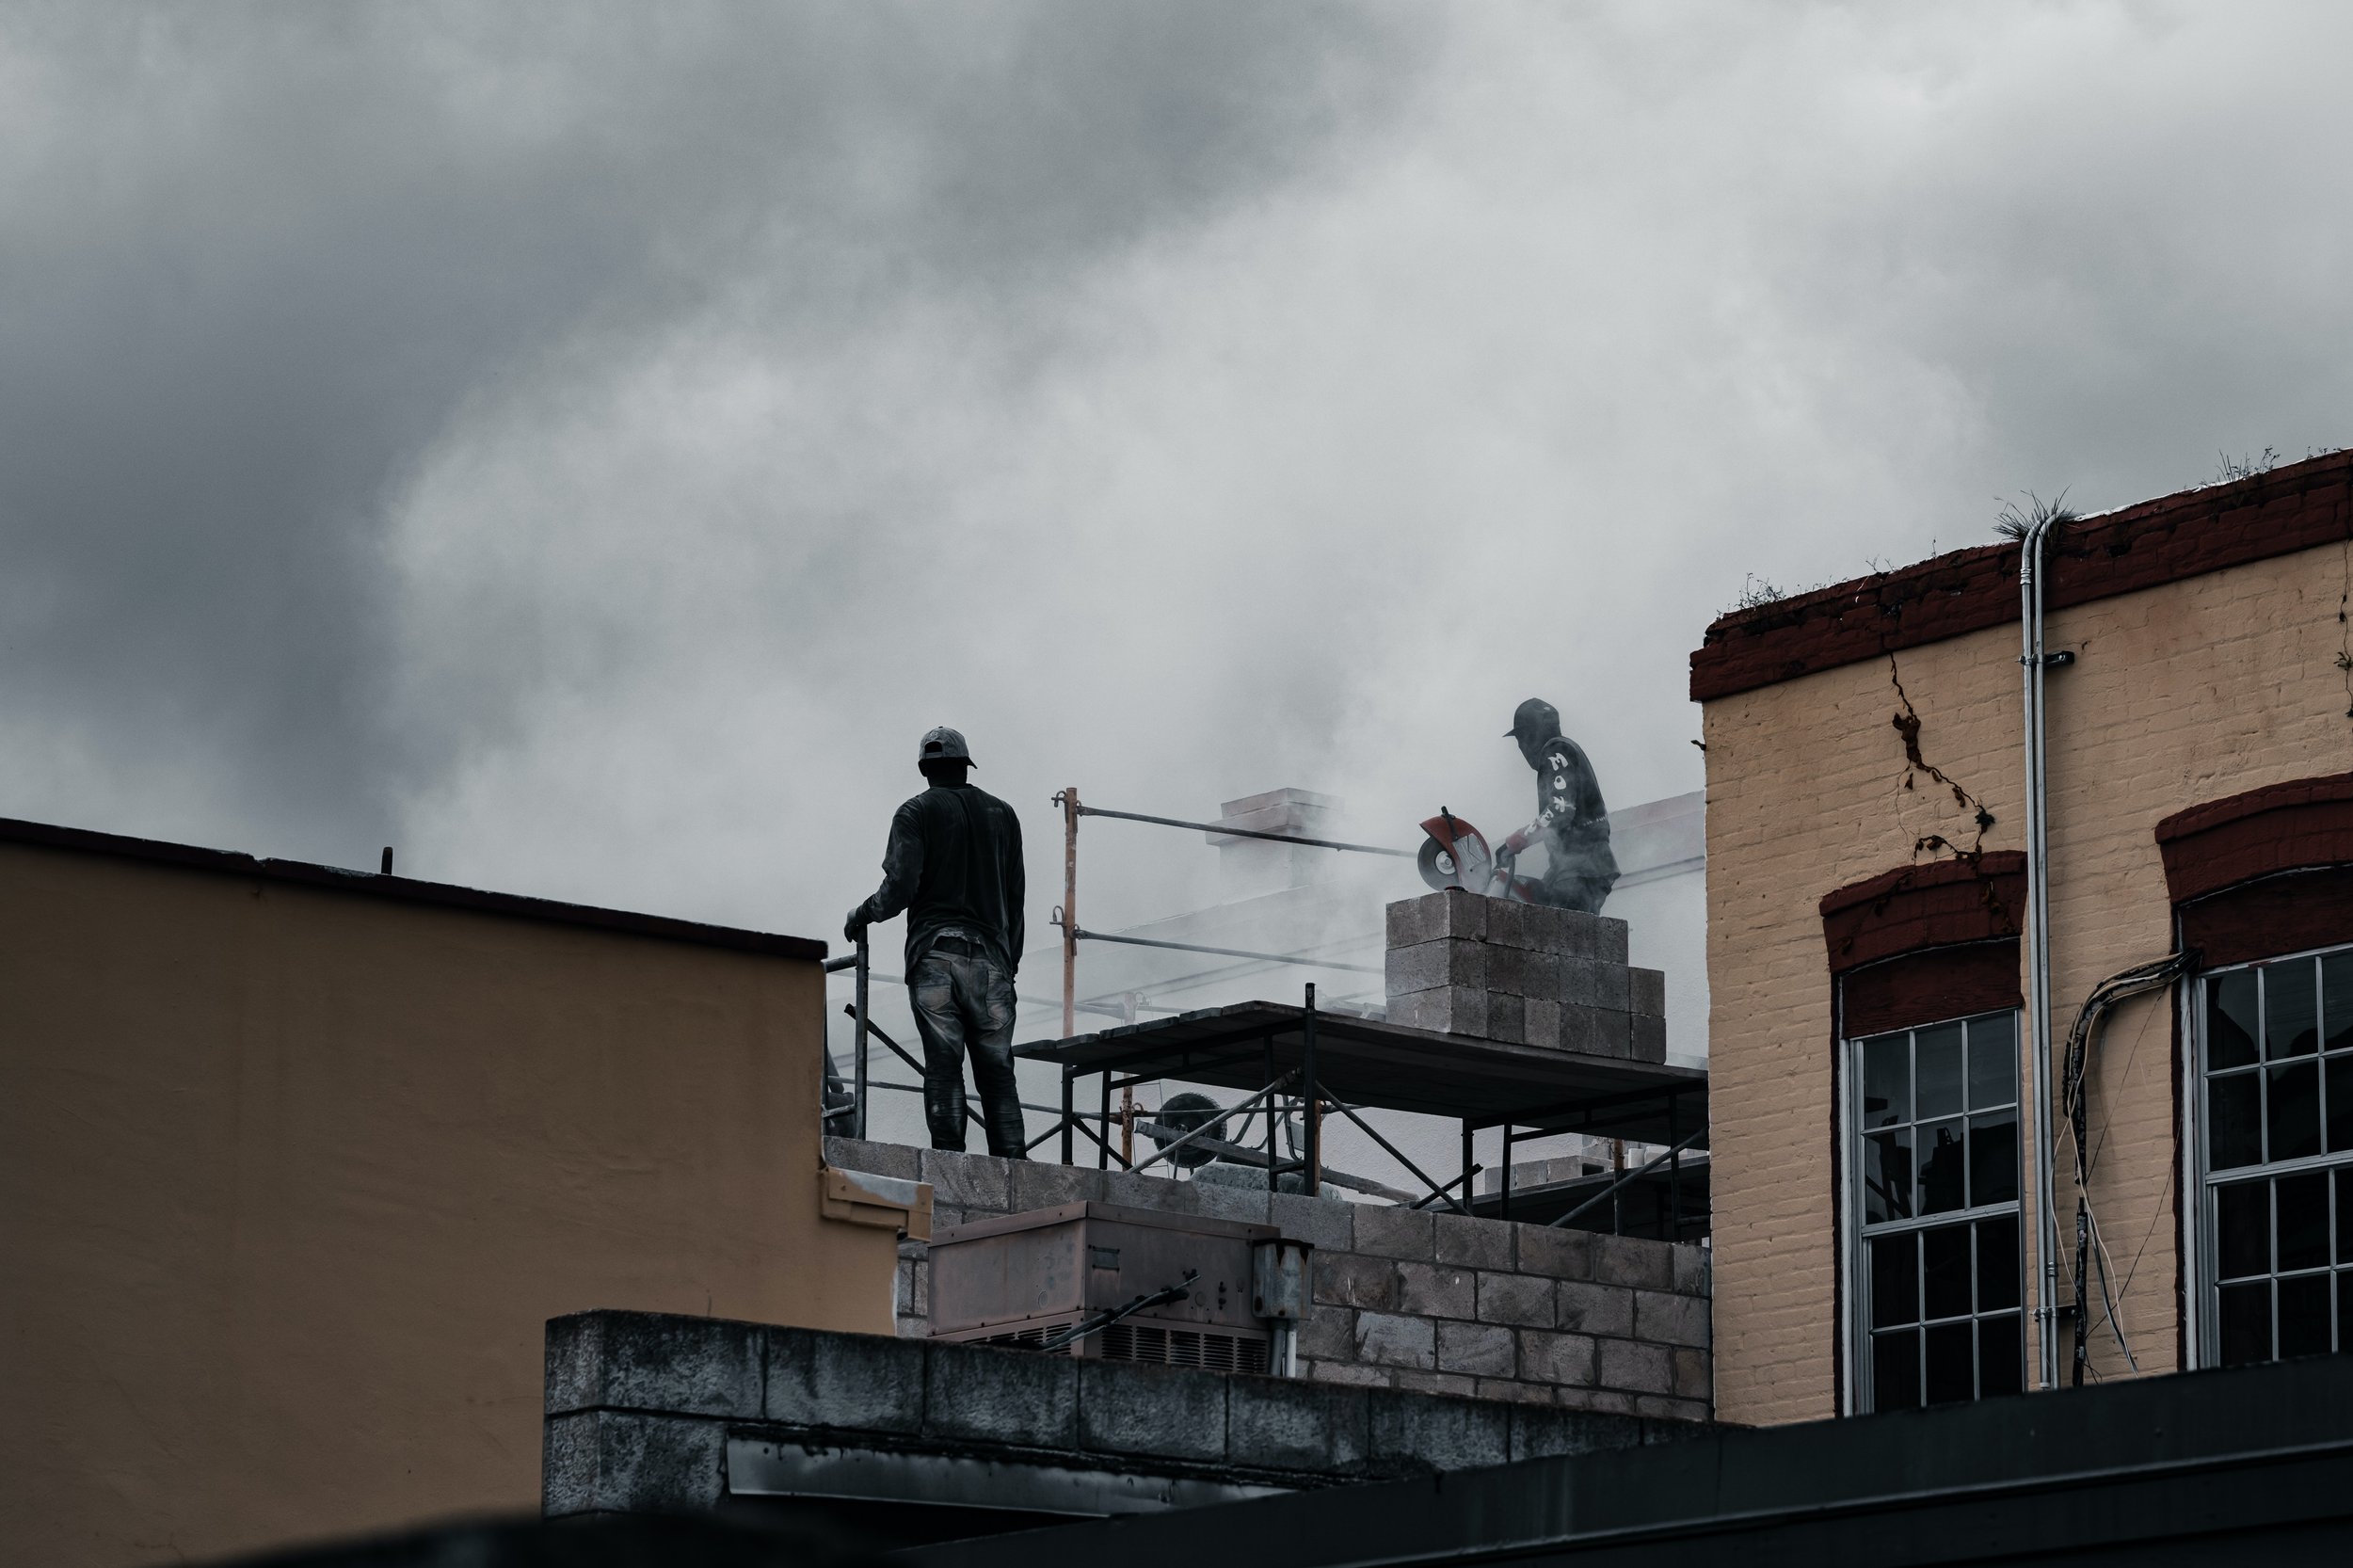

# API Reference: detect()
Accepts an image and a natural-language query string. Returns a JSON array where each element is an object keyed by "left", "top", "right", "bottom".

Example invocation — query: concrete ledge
[{"left": 544, "top": 1311, "right": 1711, "bottom": 1521}]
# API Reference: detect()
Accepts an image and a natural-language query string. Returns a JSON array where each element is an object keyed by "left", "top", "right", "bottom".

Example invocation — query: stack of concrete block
[{"left": 1384, "top": 889, "right": 1666, "bottom": 1062}]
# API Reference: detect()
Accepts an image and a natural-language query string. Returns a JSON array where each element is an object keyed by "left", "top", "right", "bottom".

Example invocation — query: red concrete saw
[{"left": 1415, "top": 808, "right": 1549, "bottom": 903}]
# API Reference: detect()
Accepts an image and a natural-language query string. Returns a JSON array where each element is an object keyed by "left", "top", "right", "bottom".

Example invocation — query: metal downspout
[{"left": 2020, "top": 519, "right": 2061, "bottom": 1390}]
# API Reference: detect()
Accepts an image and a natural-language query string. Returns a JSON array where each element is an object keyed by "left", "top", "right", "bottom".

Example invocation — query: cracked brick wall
[
  {"left": 825, "top": 1137, "right": 1711, "bottom": 1421},
  {"left": 1699, "top": 529, "right": 2353, "bottom": 1426}
]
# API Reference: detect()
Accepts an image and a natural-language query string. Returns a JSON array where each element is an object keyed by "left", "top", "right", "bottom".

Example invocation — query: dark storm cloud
[{"left": 0, "top": 1, "right": 1421, "bottom": 858}]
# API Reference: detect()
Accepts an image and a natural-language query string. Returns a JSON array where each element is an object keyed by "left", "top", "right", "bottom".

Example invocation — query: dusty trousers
[{"left": 906, "top": 938, "right": 1027, "bottom": 1158}]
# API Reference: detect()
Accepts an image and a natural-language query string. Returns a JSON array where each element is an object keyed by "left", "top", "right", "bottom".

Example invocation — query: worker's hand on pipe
[{"left": 842, "top": 907, "right": 870, "bottom": 945}]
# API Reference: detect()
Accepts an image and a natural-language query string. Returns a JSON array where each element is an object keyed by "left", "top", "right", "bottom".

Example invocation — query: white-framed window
[
  {"left": 2195, "top": 944, "right": 2353, "bottom": 1366},
  {"left": 1848, "top": 1008, "right": 2025, "bottom": 1410}
]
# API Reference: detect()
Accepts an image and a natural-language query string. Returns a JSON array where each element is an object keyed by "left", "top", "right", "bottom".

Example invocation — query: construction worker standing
[{"left": 845, "top": 728, "right": 1029, "bottom": 1158}]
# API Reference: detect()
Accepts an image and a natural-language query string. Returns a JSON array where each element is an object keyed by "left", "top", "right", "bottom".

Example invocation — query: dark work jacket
[
  {"left": 1533, "top": 735, "right": 1619, "bottom": 887},
  {"left": 856, "top": 783, "right": 1027, "bottom": 977}
]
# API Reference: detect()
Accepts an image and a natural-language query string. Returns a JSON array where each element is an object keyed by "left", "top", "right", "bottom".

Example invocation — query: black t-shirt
[{"left": 857, "top": 783, "right": 1027, "bottom": 976}]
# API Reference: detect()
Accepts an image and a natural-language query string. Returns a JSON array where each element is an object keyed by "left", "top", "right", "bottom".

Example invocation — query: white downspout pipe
[{"left": 2020, "top": 518, "right": 2063, "bottom": 1390}]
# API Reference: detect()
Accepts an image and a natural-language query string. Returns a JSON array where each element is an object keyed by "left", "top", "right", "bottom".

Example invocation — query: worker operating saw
[
  {"left": 845, "top": 727, "right": 1030, "bottom": 1158},
  {"left": 1414, "top": 697, "right": 1619, "bottom": 914}
]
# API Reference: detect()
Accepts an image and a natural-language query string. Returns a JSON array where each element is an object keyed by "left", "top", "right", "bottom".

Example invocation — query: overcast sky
[{"left": 6, "top": 1, "right": 2351, "bottom": 960}]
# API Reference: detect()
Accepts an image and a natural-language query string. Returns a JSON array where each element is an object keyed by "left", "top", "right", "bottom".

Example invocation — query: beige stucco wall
[
  {"left": 0, "top": 840, "right": 900, "bottom": 1566},
  {"left": 1701, "top": 537, "right": 2353, "bottom": 1426}
]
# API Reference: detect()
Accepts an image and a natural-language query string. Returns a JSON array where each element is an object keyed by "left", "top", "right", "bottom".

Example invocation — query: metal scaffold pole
[{"left": 1059, "top": 786, "right": 1080, "bottom": 1039}]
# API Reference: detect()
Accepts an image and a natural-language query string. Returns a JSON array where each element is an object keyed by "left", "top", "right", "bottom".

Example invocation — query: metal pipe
[
  {"left": 1059, "top": 788, "right": 1080, "bottom": 1039},
  {"left": 1077, "top": 804, "right": 1414, "bottom": 857},
  {"left": 1129, "top": 1072, "right": 1299, "bottom": 1175},
  {"left": 1548, "top": 1128, "right": 1705, "bottom": 1229},
  {"left": 854, "top": 935, "right": 871, "bottom": 1140},
  {"left": 1073, "top": 927, "right": 1382, "bottom": 975},
  {"left": 2020, "top": 513, "right": 2062, "bottom": 1390},
  {"left": 1302, "top": 984, "right": 1321, "bottom": 1192}
]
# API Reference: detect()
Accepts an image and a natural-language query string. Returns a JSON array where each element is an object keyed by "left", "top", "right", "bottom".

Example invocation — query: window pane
[
  {"left": 2329, "top": 1058, "right": 2353, "bottom": 1154},
  {"left": 1922, "top": 1224, "right": 1972, "bottom": 1320},
  {"left": 2279, "top": 1274, "right": 2332, "bottom": 1359},
  {"left": 2217, "top": 1181, "right": 2269, "bottom": 1280},
  {"left": 2210, "top": 1073, "right": 2262, "bottom": 1170},
  {"left": 2209, "top": 969, "right": 2259, "bottom": 1070},
  {"left": 2269, "top": 1062, "right": 2322, "bottom": 1162},
  {"left": 1969, "top": 1112, "right": 2019, "bottom": 1208},
  {"left": 1918, "top": 1119, "right": 1966, "bottom": 1214},
  {"left": 1870, "top": 1232, "right": 1919, "bottom": 1328},
  {"left": 1967, "top": 1012, "right": 2017, "bottom": 1110},
  {"left": 1916, "top": 1022, "right": 1965, "bottom": 1120},
  {"left": 2327, "top": 952, "right": 2353, "bottom": 1053},
  {"left": 2341, "top": 1268, "right": 2353, "bottom": 1353},
  {"left": 2340, "top": 1170, "right": 2353, "bottom": 1264},
  {"left": 2279, "top": 1172, "right": 2329, "bottom": 1272},
  {"left": 1978, "top": 1313, "right": 2023, "bottom": 1397},
  {"left": 2265, "top": 959, "right": 2320, "bottom": 1059},
  {"left": 1864, "top": 1129, "right": 1913, "bottom": 1224},
  {"left": 1862, "top": 1032, "right": 1909, "bottom": 1128},
  {"left": 2217, "top": 1280, "right": 2271, "bottom": 1367},
  {"left": 1872, "top": 1328, "right": 1920, "bottom": 1412},
  {"left": 1976, "top": 1214, "right": 2021, "bottom": 1311},
  {"left": 1924, "top": 1320, "right": 1975, "bottom": 1405}
]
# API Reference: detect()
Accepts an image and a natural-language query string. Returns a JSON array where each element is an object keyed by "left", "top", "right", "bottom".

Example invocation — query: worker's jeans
[{"left": 907, "top": 943, "right": 1027, "bottom": 1159}]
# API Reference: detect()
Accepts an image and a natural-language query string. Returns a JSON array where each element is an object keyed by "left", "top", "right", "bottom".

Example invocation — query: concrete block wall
[
  {"left": 826, "top": 1137, "right": 1711, "bottom": 1421},
  {"left": 544, "top": 1310, "right": 1706, "bottom": 1521},
  {"left": 1383, "top": 890, "right": 1667, "bottom": 1062}
]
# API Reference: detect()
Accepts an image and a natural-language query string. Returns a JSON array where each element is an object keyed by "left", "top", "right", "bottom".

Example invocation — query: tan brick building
[{"left": 1694, "top": 450, "right": 2353, "bottom": 1425}]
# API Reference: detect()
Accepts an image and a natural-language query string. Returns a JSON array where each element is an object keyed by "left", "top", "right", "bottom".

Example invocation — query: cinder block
[
  {"left": 1597, "top": 1337, "right": 1676, "bottom": 1396},
  {"left": 1630, "top": 967, "right": 1667, "bottom": 1017},
  {"left": 766, "top": 1326, "right": 926, "bottom": 1433},
  {"left": 1385, "top": 890, "right": 1485, "bottom": 948},
  {"left": 1508, "top": 1400, "right": 1645, "bottom": 1461},
  {"left": 1672, "top": 1243, "right": 1710, "bottom": 1295},
  {"left": 1272, "top": 1192, "right": 1354, "bottom": 1253},
  {"left": 1559, "top": 1005, "right": 1631, "bottom": 1058},
  {"left": 1228, "top": 1377, "right": 1370, "bottom": 1473},
  {"left": 1314, "top": 1251, "right": 1400, "bottom": 1310},
  {"left": 1673, "top": 1346, "right": 1713, "bottom": 1401},
  {"left": 824, "top": 1137, "right": 920, "bottom": 1182},
  {"left": 1513, "top": 1223, "right": 1593, "bottom": 1280},
  {"left": 1367, "top": 1388, "right": 1511, "bottom": 1472},
  {"left": 1193, "top": 1180, "right": 1271, "bottom": 1224},
  {"left": 1434, "top": 1320, "right": 1515, "bottom": 1377},
  {"left": 1308, "top": 1359, "right": 1390, "bottom": 1387},
  {"left": 1636, "top": 1394, "right": 1712, "bottom": 1424},
  {"left": 1298, "top": 1304, "right": 1356, "bottom": 1361},
  {"left": 545, "top": 1311, "right": 761, "bottom": 1420},
  {"left": 1393, "top": 985, "right": 1489, "bottom": 1038},
  {"left": 1523, "top": 998, "right": 1563, "bottom": 1050},
  {"left": 1354, "top": 1312, "right": 1437, "bottom": 1369},
  {"left": 543, "top": 1410, "right": 726, "bottom": 1517},
  {"left": 1635, "top": 1290, "right": 1710, "bottom": 1348},
  {"left": 1485, "top": 993, "right": 1526, "bottom": 1045},
  {"left": 1570, "top": 1386, "right": 1640, "bottom": 1415},
  {"left": 921, "top": 1340, "right": 1080, "bottom": 1448},
  {"left": 1010, "top": 1160, "right": 1105, "bottom": 1211},
  {"left": 1476, "top": 1378, "right": 1555, "bottom": 1405},
  {"left": 1385, "top": 938, "right": 1485, "bottom": 998},
  {"left": 1484, "top": 944, "right": 1533, "bottom": 997},
  {"left": 1353, "top": 1206, "right": 1436, "bottom": 1261},
  {"left": 1630, "top": 1014, "right": 1668, "bottom": 1064},
  {"left": 1556, "top": 958, "right": 1631, "bottom": 1011},
  {"left": 1517, "top": 1328, "right": 1597, "bottom": 1385},
  {"left": 920, "top": 1148, "right": 1011, "bottom": 1211},
  {"left": 1396, "top": 1261, "right": 1475, "bottom": 1319},
  {"left": 1104, "top": 1168, "right": 1201, "bottom": 1212},
  {"left": 1476, "top": 1272, "right": 1554, "bottom": 1327},
  {"left": 1391, "top": 1369, "right": 1481, "bottom": 1400},
  {"left": 1433, "top": 1212, "right": 1512, "bottom": 1270},
  {"left": 1520, "top": 904, "right": 1630, "bottom": 963},
  {"left": 1554, "top": 1280, "right": 1634, "bottom": 1337},
  {"left": 1591, "top": 1233, "right": 1675, "bottom": 1290},
  {"left": 1078, "top": 1357, "right": 1227, "bottom": 1463}
]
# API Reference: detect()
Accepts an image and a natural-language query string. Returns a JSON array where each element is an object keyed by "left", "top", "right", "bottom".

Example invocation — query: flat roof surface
[
  {"left": 1016, "top": 1001, "right": 1706, "bottom": 1145},
  {"left": 0, "top": 815, "right": 828, "bottom": 963}
]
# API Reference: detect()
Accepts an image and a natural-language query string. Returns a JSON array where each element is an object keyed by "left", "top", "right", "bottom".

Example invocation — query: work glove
[{"left": 843, "top": 906, "right": 870, "bottom": 946}]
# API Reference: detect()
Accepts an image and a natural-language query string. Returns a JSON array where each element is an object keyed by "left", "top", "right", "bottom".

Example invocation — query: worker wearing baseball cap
[
  {"left": 1506, "top": 698, "right": 1619, "bottom": 915},
  {"left": 845, "top": 728, "right": 1029, "bottom": 1157}
]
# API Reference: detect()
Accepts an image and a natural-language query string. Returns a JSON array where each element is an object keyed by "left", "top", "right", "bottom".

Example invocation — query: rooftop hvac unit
[{"left": 928, "top": 1202, "right": 1312, "bottom": 1377}]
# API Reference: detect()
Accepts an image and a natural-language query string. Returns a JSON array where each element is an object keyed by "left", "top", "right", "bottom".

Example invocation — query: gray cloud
[{"left": 4, "top": 0, "right": 2351, "bottom": 989}]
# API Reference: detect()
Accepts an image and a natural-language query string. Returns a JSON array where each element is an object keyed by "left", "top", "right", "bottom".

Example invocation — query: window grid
[
  {"left": 1850, "top": 1009, "right": 2025, "bottom": 1411},
  {"left": 2197, "top": 945, "right": 2353, "bottom": 1368}
]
